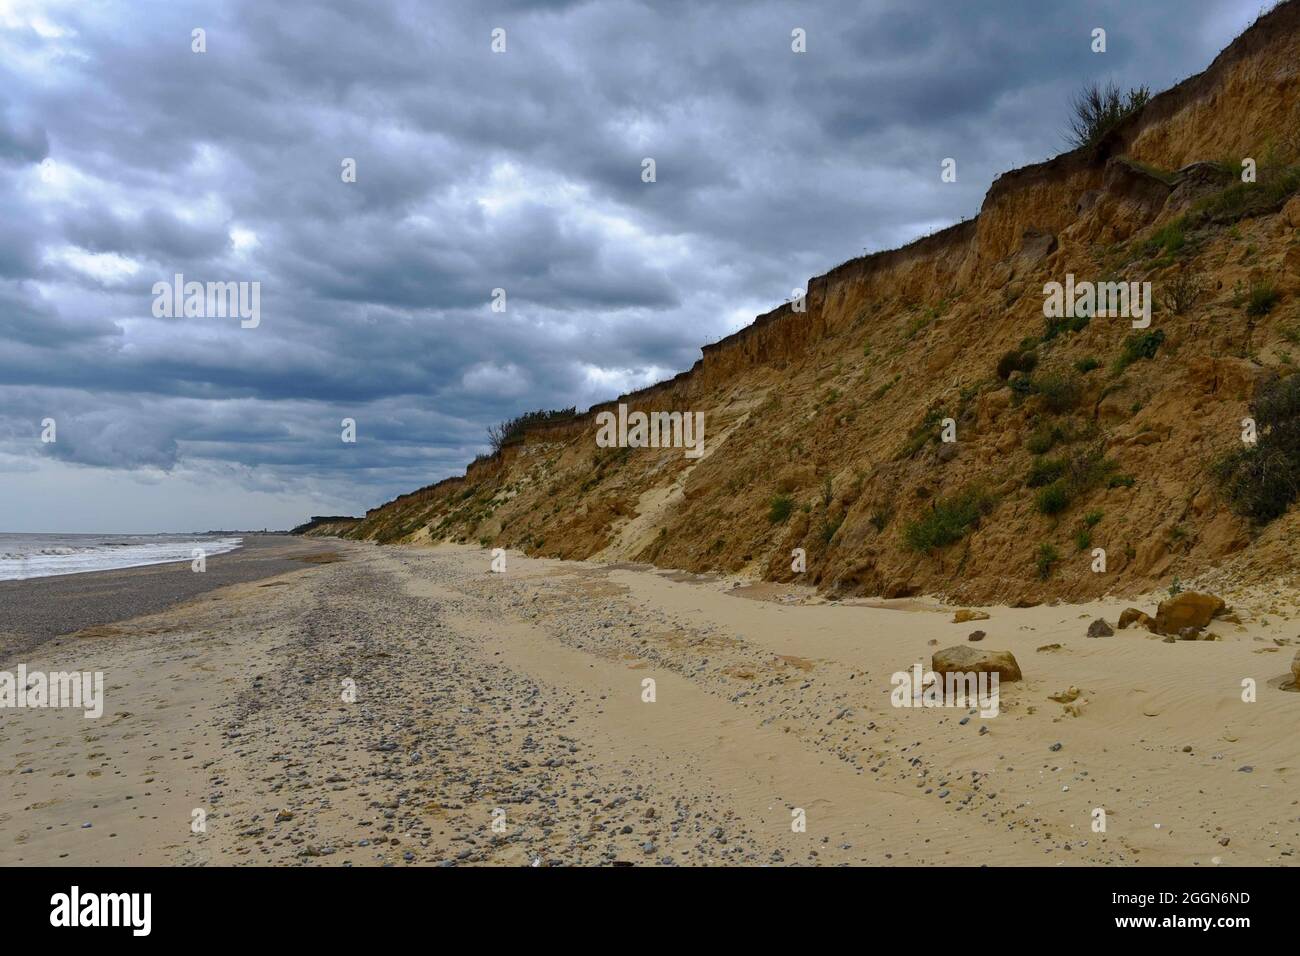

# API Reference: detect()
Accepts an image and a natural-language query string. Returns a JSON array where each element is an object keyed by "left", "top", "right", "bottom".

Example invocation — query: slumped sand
[{"left": 0, "top": 540, "right": 1295, "bottom": 866}]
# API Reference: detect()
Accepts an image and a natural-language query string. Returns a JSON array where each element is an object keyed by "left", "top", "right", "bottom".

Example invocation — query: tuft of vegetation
[
  {"left": 1033, "top": 372, "right": 1082, "bottom": 413},
  {"left": 1161, "top": 272, "right": 1204, "bottom": 315},
  {"left": 1035, "top": 445, "right": 1120, "bottom": 516},
  {"left": 1065, "top": 81, "right": 1151, "bottom": 150},
  {"left": 1074, "top": 357, "right": 1101, "bottom": 374},
  {"left": 1036, "top": 543, "right": 1060, "bottom": 580},
  {"left": 1043, "top": 312, "right": 1090, "bottom": 341},
  {"left": 1027, "top": 456, "right": 1068, "bottom": 488},
  {"left": 1245, "top": 281, "right": 1280, "bottom": 318},
  {"left": 488, "top": 407, "right": 579, "bottom": 452},
  {"left": 768, "top": 493, "right": 794, "bottom": 524},
  {"left": 1035, "top": 481, "right": 1071, "bottom": 515},
  {"left": 1141, "top": 219, "right": 1187, "bottom": 259},
  {"left": 819, "top": 515, "right": 844, "bottom": 545},
  {"left": 903, "top": 485, "right": 996, "bottom": 552},
  {"left": 1192, "top": 163, "right": 1300, "bottom": 225},
  {"left": 997, "top": 348, "right": 1038, "bottom": 380},
  {"left": 1214, "top": 375, "right": 1300, "bottom": 523},
  {"left": 1073, "top": 527, "right": 1092, "bottom": 552},
  {"left": 1113, "top": 329, "right": 1166, "bottom": 373}
]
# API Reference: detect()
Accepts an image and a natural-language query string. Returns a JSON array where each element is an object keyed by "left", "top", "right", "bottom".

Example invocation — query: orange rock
[{"left": 1154, "top": 591, "right": 1226, "bottom": 636}]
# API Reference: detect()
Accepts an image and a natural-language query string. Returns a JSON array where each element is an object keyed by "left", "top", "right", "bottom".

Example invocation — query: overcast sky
[{"left": 0, "top": 0, "right": 1260, "bottom": 532}]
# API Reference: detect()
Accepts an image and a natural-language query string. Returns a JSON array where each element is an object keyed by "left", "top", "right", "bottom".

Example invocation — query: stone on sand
[
  {"left": 1087, "top": 618, "right": 1113, "bottom": 637},
  {"left": 931, "top": 645, "right": 1022, "bottom": 682},
  {"left": 1154, "top": 591, "right": 1225, "bottom": 636}
]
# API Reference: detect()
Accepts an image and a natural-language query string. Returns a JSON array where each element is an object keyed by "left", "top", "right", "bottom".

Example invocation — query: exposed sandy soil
[{"left": 1, "top": 540, "right": 1296, "bottom": 866}]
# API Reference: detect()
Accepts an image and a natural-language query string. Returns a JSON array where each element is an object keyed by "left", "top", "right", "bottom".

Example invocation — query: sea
[{"left": 0, "top": 533, "right": 244, "bottom": 581}]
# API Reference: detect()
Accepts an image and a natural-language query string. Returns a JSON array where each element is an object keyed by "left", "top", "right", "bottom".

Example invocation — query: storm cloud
[{"left": 0, "top": 0, "right": 1259, "bottom": 531}]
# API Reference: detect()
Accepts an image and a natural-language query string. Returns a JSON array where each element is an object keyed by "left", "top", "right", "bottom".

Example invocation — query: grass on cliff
[
  {"left": 1034, "top": 445, "right": 1121, "bottom": 517},
  {"left": 1215, "top": 375, "right": 1300, "bottom": 523},
  {"left": 904, "top": 485, "right": 996, "bottom": 552},
  {"left": 1065, "top": 81, "right": 1151, "bottom": 150}
]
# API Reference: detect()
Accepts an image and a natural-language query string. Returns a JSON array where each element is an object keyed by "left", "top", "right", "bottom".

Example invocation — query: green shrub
[
  {"left": 1142, "top": 219, "right": 1186, "bottom": 258},
  {"left": 1066, "top": 81, "right": 1150, "bottom": 150},
  {"left": 1044, "top": 313, "right": 1090, "bottom": 341},
  {"left": 1214, "top": 375, "right": 1300, "bottom": 523},
  {"left": 1074, "top": 357, "right": 1101, "bottom": 374},
  {"left": 1026, "top": 422, "right": 1071, "bottom": 455},
  {"left": 1245, "top": 281, "right": 1280, "bottom": 318},
  {"left": 1027, "top": 456, "right": 1068, "bottom": 487},
  {"left": 819, "top": 515, "right": 844, "bottom": 544},
  {"left": 1036, "top": 481, "right": 1071, "bottom": 515},
  {"left": 1193, "top": 164, "right": 1300, "bottom": 225},
  {"left": 1161, "top": 272, "right": 1203, "bottom": 315},
  {"left": 903, "top": 486, "right": 996, "bottom": 552},
  {"left": 1113, "top": 329, "right": 1166, "bottom": 373},
  {"left": 1036, "top": 543, "right": 1060, "bottom": 580},
  {"left": 997, "top": 348, "right": 1038, "bottom": 379},
  {"left": 1074, "top": 527, "right": 1092, "bottom": 551},
  {"left": 1034, "top": 372, "right": 1082, "bottom": 413},
  {"left": 768, "top": 494, "right": 794, "bottom": 523}
]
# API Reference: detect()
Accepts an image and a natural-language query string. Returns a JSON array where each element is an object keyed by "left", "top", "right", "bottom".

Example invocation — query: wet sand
[
  {"left": 0, "top": 539, "right": 1295, "bottom": 866},
  {"left": 0, "top": 533, "right": 343, "bottom": 659}
]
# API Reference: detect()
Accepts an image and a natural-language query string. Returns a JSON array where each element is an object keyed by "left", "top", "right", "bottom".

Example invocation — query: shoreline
[{"left": 0, "top": 533, "right": 343, "bottom": 661}]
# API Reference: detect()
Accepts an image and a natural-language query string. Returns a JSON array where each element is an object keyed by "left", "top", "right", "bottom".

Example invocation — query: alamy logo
[
  {"left": 890, "top": 664, "right": 1000, "bottom": 718},
  {"left": 152, "top": 273, "right": 261, "bottom": 328},
  {"left": 1043, "top": 274, "right": 1150, "bottom": 329},
  {"left": 0, "top": 665, "right": 103, "bottom": 718},
  {"left": 595, "top": 402, "right": 704, "bottom": 459},
  {"left": 50, "top": 886, "right": 151, "bottom": 936}
]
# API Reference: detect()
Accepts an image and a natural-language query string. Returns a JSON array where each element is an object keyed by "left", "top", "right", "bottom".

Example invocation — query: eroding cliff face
[{"left": 318, "top": 2, "right": 1300, "bottom": 604}]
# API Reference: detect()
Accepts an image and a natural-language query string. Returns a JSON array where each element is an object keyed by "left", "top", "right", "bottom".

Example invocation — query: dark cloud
[{"left": 0, "top": 0, "right": 1259, "bottom": 529}]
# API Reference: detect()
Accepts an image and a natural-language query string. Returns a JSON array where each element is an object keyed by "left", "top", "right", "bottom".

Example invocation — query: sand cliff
[{"left": 312, "top": 2, "right": 1300, "bottom": 605}]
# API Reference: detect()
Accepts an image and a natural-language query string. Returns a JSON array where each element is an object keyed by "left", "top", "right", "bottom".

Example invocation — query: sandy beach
[{"left": 0, "top": 539, "right": 1295, "bottom": 867}]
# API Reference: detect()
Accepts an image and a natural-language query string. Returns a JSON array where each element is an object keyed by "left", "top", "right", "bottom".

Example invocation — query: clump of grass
[
  {"left": 819, "top": 515, "right": 844, "bottom": 544},
  {"left": 1161, "top": 272, "right": 1204, "bottom": 315},
  {"left": 1246, "top": 281, "right": 1280, "bottom": 318},
  {"left": 1142, "top": 218, "right": 1186, "bottom": 259},
  {"left": 1073, "top": 527, "right": 1092, "bottom": 552},
  {"left": 1035, "top": 445, "right": 1120, "bottom": 515},
  {"left": 1035, "top": 481, "right": 1071, "bottom": 515},
  {"left": 1036, "top": 543, "right": 1060, "bottom": 580},
  {"left": 868, "top": 505, "right": 893, "bottom": 533},
  {"left": 1065, "top": 81, "right": 1150, "bottom": 150},
  {"left": 1193, "top": 164, "right": 1300, "bottom": 225},
  {"left": 903, "top": 485, "right": 996, "bottom": 552},
  {"left": 1033, "top": 372, "right": 1082, "bottom": 413},
  {"left": 1043, "top": 312, "right": 1090, "bottom": 341},
  {"left": 1027, "top": 456, "right": 1068, "bottom": 487},
  {"left": 1025, "top": 421, "right": 1073, "bottom": 455},
  {"left": 768, "top": 494, "right": 794, "bottom": 524},
  {"left": 1074, "top": 357, "right": 1101, "bottom": 374},
  {"left": 1214, "top": 375, "right": 1300, "bottom": 523},
  {"left": 1112, "top": 329, "right": 1166, "bottom": 373},
  {"left": 997, "top": 348, "right": 1038, "bottom": 380}
]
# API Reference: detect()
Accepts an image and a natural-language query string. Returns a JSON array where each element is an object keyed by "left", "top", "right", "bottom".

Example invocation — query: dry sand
[{"left": 1, "top": 540, "right": 1296, "bottom": 866}]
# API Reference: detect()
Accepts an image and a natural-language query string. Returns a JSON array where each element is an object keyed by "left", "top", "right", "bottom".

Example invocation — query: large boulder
[
  {"left": 1118, "top": 607, "right": 1153, "bottom": 631},
  {"left": 1154, "top": 592, "right": 1226, "bottom": 635},
  {"left": 931, "top": 646, "right": 1022, "bottom": 683}
]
